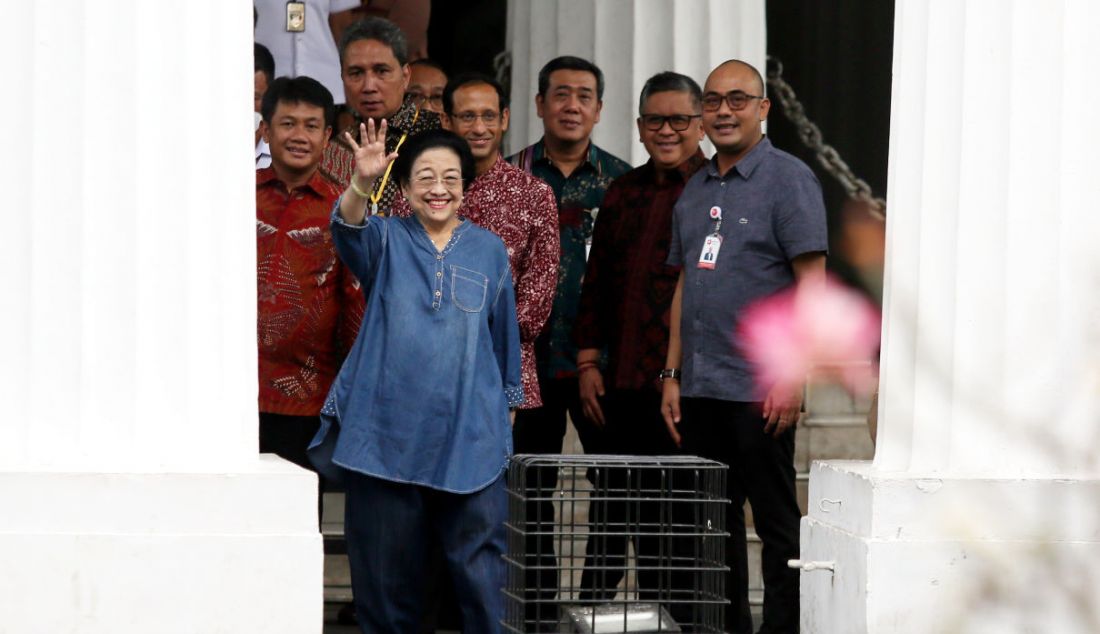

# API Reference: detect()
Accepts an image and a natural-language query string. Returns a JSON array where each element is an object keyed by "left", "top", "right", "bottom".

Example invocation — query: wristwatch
[{"left": 658, "top": 368, "right": 682, "bottom": 381}]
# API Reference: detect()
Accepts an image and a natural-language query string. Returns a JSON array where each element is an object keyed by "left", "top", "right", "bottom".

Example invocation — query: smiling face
[
  {"left": 702, "top": 62, "right": 770, "bottom": 164},
  {"left": 444, "top": 82, "right": 509, "bottom": 175},
  {"left": 637, "top": 90, "right": 704, "bottom": 171},
  {"left": 341, "top": 38, "right": 410, "bottom": 120},
  {"left": 535, "top": 69, "right": 602, "bottom": 146},
  {"left": 400, "top": 147, "right": 465, "bottom": 229},
  {"left": 261, "top": 100, "right": 331, "bottom": 179}
]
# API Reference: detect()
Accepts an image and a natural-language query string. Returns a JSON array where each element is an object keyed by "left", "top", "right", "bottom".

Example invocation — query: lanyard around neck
[{"left": 369, "top": 105, "right": 421, "bottom": 216}]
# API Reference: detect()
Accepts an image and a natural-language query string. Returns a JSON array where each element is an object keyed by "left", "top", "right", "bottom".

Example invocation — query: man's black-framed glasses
[
  {"left": 639, "top": 114, "right": 702, "bottom": 131},
  {"left": 701, "top": 90, "right": 763, "bottom": 112}
]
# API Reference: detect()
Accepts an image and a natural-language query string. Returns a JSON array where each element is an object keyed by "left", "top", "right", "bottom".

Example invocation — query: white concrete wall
[
  {"left": 0, "top": 3, "right": 322, "bottom": 631},
  {"left": 875, "top": 0, "right": 1100, "bottom": 478},
  {"left": 505, "top": 0, "right": 766, "bottom": 164},
  {"left": 802, "top": 1, "right": 1100, "bottom": 631},
  {"left": 1, "top": 0, "right": 259, "bottom": 472}
]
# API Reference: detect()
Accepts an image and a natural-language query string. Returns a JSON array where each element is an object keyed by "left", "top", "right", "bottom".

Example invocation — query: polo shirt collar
[{"left": 706, "top": 136, "right": 773, "bottom": 180}]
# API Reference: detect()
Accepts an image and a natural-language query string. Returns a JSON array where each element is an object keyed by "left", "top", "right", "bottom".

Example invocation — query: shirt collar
[
  {"left": 344, "top": 100, "right": 422, "bottom": 139},
  {"left": 706, "top": 136, "right": 772, "bottom": 180},
  {"left": 649, "top": 149, "right": 707, "bottom": 183},
  {"left": 256, "top": 166, "right": 331, "bottom": 197},
  {"left": 471, "top": 155, "right": 507, "bottom": 188},
  {"left": 532, "top": 137, "right": 601, "bottom": 176},
  {"left": 388, "top": 100, "right": 421, "bottom": 132}
]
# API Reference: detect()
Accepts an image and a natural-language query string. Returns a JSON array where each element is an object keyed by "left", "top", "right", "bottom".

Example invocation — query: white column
[
  {"left": 0, "top": 2, "right": 320, "bottom": 632},
  {"left": 802, "top": 1, "right": 1100, "bottom": 632},
  {"left": 505, "top": 0, "right": 766, "bottom": 163}
]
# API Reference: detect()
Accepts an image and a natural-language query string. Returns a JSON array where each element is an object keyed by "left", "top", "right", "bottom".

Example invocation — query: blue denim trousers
[{"left": 343, "top": 470, "right": 507, "bottom": 634}]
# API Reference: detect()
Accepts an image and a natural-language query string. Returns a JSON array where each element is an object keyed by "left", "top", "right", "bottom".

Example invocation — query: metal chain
[{"left": 766, "top": 57, "right": 886, "bottom": 220}]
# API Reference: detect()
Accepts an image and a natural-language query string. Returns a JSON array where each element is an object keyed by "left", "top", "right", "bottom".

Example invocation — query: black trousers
[
  {"left": 578, "top": 388, "right": 680, "bottom": 601},
  {"left": 678, "top": 398, "right": 801, "bottom": 634}
]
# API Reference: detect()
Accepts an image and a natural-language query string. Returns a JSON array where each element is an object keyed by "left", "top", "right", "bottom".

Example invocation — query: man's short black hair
[
  {"left": 638, "top": 71, "right": 703, "bottom": 114},
  {"left": 254, "top": 43, "right": 275, "bottom": 83},
  {"left": 393, "top": 129, "right": 476, "bottom": 193},
  {"left": 537, "top": 56, "right": 604, "bottom": 100},
  {"left": 339, "top": 17, "right": 409, "bottom": 67},
  {"left": 410, "top": 58, "right": 447, "bottom": 74},
  {"left": 442, "top": 73, "right": 509, "bottom": 115},
  {"left": 261, "top": 76, "right": 336, "bottom": 129}
]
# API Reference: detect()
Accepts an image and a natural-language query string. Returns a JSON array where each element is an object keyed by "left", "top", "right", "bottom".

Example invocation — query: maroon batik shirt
[
  {"left": 573, "top": 151, "right": 707, "bottom": 392},
  {"left": 392, "top": 156, "right": 559, "bottom": 408}
]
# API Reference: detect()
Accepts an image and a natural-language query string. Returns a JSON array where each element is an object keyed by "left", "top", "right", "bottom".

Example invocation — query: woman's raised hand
[{"left": 346, "top": 118, "right": 399, "bottom": 188}]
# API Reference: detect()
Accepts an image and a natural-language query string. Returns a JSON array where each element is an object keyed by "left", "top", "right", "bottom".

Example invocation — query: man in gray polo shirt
[{"left": 660, "top": 60, "right": 827, "bottom": 634}]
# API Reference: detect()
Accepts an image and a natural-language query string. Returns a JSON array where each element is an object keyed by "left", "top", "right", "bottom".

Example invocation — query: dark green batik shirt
[{"left": 508, "top": 139, "right": 632, "bottom": 379}]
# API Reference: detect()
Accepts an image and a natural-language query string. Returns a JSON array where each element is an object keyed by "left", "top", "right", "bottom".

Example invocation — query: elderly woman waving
[{"left": 310, "top": 120, "right": 522, "bottom": 633}]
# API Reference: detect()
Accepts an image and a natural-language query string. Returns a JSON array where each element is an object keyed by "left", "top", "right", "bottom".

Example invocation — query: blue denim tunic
[{"left": 309, "top": 203, "right": 524, "bottom": 494}]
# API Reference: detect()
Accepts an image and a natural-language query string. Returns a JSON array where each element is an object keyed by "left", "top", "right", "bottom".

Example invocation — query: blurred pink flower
[{"left": 739, "top": 276, "right": 880, "bottom": 396}]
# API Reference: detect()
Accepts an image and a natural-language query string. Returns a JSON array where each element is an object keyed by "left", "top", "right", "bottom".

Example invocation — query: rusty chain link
[{"left": 767, "top": 57, "right": 886, "bottom": 220}]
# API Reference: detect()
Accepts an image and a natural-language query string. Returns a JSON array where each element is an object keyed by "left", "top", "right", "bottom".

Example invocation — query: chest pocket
[{"left": 451, "top": 265, "right": 489, "bottom": 313}]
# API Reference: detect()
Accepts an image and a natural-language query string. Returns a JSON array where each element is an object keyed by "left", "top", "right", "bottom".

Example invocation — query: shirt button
[
  {"left": 720, "top": 181, "right": 726, "bottom": 187},
  {"left": 436, "top": 271, "right": 442, "bottom": 278},
  {"left": 436, "top": 255, "right": 443, "bottom": 260},
  {"left": 435, "top": 290, "right": 441, "bottom": 297}
]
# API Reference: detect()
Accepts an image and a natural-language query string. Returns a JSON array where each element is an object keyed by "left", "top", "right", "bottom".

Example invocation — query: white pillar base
[
  {"left": 801, "top": 460, "right": 1100, "bottom": 633},
  {"left": 0, "top": 455, "right": 322, "bottom": 634}
]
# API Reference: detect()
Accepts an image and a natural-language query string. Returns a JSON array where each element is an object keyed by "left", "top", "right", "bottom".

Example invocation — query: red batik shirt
[
  {"left": 256, "top": 168, "right": 364, "bottom": 415},
  {"left": 573, "top": 151, "right": 707, "bottom": 392},
  {"left": 392, "top": 157, "right": 559, "bottom": 407}
]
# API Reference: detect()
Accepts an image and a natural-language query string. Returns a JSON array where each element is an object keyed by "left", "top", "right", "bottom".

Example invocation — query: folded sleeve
[
  {"left": 488, "top": 260, "right": 525, "bottom": 408},
  {"left": 330, "top": 197, "right": 387, "bottom": 294}
]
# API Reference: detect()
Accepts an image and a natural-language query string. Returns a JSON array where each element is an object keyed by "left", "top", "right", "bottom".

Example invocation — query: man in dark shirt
[
  {"left": 661, "top": 60, "right": 828, "bottom": 634},
  {"left": 572, "top": 72, "right": 707, "bottom": 599},
  {"left": 507, "top": 55, "right": 631, "bottom": 615}
]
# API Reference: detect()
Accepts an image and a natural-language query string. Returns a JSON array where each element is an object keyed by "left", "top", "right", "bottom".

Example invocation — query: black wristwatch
[{"left": 658, "top": 368, "right": 682, "bottom": 381}]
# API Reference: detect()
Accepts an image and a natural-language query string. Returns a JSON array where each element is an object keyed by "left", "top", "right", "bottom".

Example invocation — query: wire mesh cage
[{"left": 504, "top": 454, "right": 729, "bottom": 633}]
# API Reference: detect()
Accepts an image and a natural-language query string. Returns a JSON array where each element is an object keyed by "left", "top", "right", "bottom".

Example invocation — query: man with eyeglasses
[
  {"left": 571, "top": 71, "right": 708, "bottom": 603},
  {"left": 506, "top": 56, "right": 631, "bottom": 613},
  {"left": 660, "top": 60, "right": 827, "bottom": 634},
  {"left": 392, "top": 73, "right": 559, "bottom": 412},
  {"left": 320, "top": 17, "right": 440, "bottom": 212},
  {"left": 405, "top": 58, "right": 447, "bottom": 114}
]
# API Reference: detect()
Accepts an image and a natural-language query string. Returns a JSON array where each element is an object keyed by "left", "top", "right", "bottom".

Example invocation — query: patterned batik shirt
[
  {"left": 256, "top": 167, "right": 364, "bottom": 415},
  {"left": 508, "top": 139, "right": 631, "bottom": 379},
  {"left": 319, "top": 99, "right": 441, "bottom": 210},
  {"left": 573, "top": 152, "right": 707, "bottom": 392},
  {"left": 392, "top": 156, "right": 560, "bottom": 407}
]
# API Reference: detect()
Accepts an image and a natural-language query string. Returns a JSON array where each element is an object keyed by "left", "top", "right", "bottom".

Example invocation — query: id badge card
[
  {"left": 286, "top": 1, "right": 306, "bottom": 32},
  {"left": 697, "top": 235, "right": 722, "bottom": 269}
]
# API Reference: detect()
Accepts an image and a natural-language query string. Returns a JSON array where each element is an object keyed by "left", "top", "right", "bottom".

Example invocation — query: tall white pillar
[
  {"left": 0, "top": 3, "right": 321, "bottom": 632},
  {"left": 802, "top": 1, "right": 1100, "bottom": 632},
  {"left": 505, "top": 0, "right": 766, "bottom": 163}
]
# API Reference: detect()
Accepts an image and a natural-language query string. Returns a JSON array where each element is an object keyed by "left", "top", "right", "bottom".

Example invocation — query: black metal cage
[{"left": 503, "top": 454, "right": 730, "bottom": 633}]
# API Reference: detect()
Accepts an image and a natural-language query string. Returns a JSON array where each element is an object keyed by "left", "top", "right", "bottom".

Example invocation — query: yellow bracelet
[{"left": 350, "top": 177, "right": 370, "bottom": 199}]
